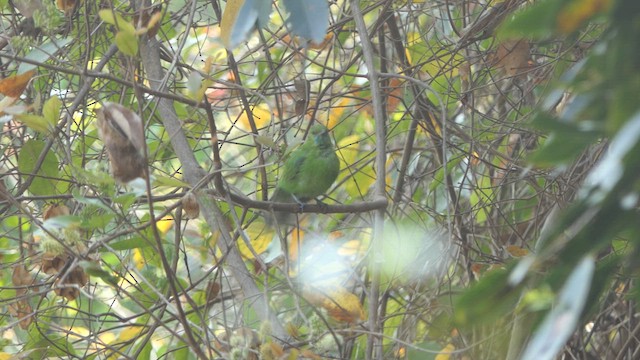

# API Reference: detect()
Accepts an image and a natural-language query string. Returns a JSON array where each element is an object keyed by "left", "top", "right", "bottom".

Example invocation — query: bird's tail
[{"left": 266, "top": 188, "right": 296, "bottom": 226}]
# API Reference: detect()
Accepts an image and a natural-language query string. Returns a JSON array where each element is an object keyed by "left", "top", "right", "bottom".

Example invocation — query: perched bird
[
  {"left": 269, "top": 124, "right": 340, "bottom": 224},
  {"left": 95, "top": 102, "right": 147, "bottom": 183}
]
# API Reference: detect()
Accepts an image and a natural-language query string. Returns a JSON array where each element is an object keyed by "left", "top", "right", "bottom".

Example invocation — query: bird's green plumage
[{"left": 269, "top": 124, "right": 340, "bottom": 223}]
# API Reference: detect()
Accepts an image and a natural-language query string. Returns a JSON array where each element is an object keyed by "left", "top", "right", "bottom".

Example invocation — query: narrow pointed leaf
[{"left": 282, "top": 0, "right": 328, "bottom": 43}]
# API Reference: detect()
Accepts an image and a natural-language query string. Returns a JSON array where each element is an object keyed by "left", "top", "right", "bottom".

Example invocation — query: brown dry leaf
[
  {"left": 95, "top": 103, "right": 148, "bottom": 183},
  {"left": 471, "top": 263, "right": 484, "bottom": 278},
  {"left": 0, "top": 70, "right": 36, "bottom": 98},
  {"left": 9, "top": 300, "right": 33, "bottom": 329},
  {"left": 54, "top": 283, "right": 79, "bottom": 301},
  {"left": 12, "top": 264, "right": 32, "bottom": 287},
  {"left": 12, "top": 265, "right": 33, "bottom": 297},
  {"left": 182, "top": 192, "right": 200, "bottom": 219},
  {"left": 43, "top": 203, "right": 70, "bottom": 220},
  {"left": 55, "top": 0, "right": 75, "bottom": 13},
  {"left": 54, "top": 266, "right": 88, "bottom": 301},
  {"left": 285, "top": 322, "right": 300, "bottom": 339},
  {"left": 493, "top": 39, "right": 530, "bottom": 77},
  {"left": 42, "top": 252, "right": 67, "bottom": 274},
  {"left": 205, "top": 280, "right": 221, "bottom": 304},
  {"left": 469, "top": 150, "right": 481, "bottom": 167},
  {"left": 300, "top": 349, "right": 323, "bottom": 359}
]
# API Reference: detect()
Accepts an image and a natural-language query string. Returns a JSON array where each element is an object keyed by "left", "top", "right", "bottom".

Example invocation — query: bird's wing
[{"left": 281, "top": 152, "right": 307, "bottom": 183}]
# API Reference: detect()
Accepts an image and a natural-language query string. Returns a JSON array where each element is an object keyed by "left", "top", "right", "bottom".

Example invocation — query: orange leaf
[
  {"left": 506, "top": 245, "right": 529, "bottom": 258},
  {"left": 385, "top": 77, "right": 404, "bottom": 113},
  {"left": 0, "top": 70, "right": 36, "bottom": 98},
  {"left": 557, "top": 0, "right": 612, "bottom": 34}
]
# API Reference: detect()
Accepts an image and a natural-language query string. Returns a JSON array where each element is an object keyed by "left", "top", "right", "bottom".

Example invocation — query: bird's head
[{"left": 310, "top": 124, "right": 332, "bottom": 149}]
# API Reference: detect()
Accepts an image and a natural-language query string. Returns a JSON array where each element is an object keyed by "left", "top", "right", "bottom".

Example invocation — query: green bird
[{"left": 269, "top": 124, "right": 340, "bottom": 225}]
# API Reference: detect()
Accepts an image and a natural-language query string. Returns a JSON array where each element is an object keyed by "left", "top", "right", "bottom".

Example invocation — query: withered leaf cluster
[{"left": 95, "top": 102, "right": 147, "bottom": 183}]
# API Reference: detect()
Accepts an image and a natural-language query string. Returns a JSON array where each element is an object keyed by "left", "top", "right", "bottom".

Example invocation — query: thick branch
[
  {"left": 139, "top": 36, "right": 287, "bottom": 340},
  {"left": 350, "top": 1, "right": 388, "bottom": 359}
]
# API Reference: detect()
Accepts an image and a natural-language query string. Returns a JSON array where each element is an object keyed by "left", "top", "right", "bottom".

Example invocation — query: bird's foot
[
  {"left": 291, "top": 194, "right": 305, "bottom": 213},
  {"left": 315, "top": 198, "right": 329, "bottom": 213}
]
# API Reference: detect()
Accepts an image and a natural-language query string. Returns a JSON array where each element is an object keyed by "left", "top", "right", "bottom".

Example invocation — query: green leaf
[
  {"left": 497, "top": 0, "right": 563, "bottom": 40},
  {"left": 42, "top": 215, "right": 81, "bottom": 231},
  {"left": 113, "top": 192, "right": 138, "bottom": 209},
  {"left": 15, "top": 113, "right": 50, "bottom": 134},
  {"left": 521, "top": 256, "right": 595, "bottom": 360},
  {"left": 98, "top": 9, "right": 136, "bottom": 34},
  {"left": 282, "top": 0, "right": 328, "bottom": 43},
  {"left": 430, "top": 157, "right": 461, "bottom": 192},
  {"left": 18, "top": 37, "right": 73, "bottom": 73},
  {"left": 17, "top": 139, "right": 61, "bottom": 196},
  {"left": 108, "top": 236, "right": 153, "bottom": 251},
  {"left": 43, "top": 95, "right": 61, "bottom": 128},
  {"left": 469, "top": 171, "right": 493, "bottom": 225},
  {"left": 152, "top": 175, "right": 190, "bottom": 188},
  {"left": 80, "top": 213, "right": 115, "bottom": 230},
  {"left": 115, "top": 31, "right": 139, "bottom": 56},
  {"left": 455, "top": 265, "right": 521, "bottom": 326},
  {"left": 79, "top": 260, "right": 119, "bottom": 286}
]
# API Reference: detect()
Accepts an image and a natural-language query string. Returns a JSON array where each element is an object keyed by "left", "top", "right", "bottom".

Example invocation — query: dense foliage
[{"left": 0, "top": 0, "right": 638, "bottom": 359}]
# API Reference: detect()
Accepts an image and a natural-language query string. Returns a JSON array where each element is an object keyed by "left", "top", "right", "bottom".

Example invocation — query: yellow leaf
[
  {"left": 99, "top": 9, "right": 136, "bottom": 34},
  {"left": 304, "top": 286, "right": 366, "bottom": 323},
  {"left": 288, "top": 227, "right": 304, "bottom": 263},
  {"left": 506, "top": 245, "right": 529, "bottom": 258},
  {"left": 220, "top": 0, "right": 246, "bottom": 48},
  {"left": 156, "top": 216, "right": 174, "bottom": 234},
  {"left": 337, "top": 239, "right": 368, "bottom": 257},
  {"left": 237, "top": 222, "right": 274, "bottom": 259},
  {"left": 135, "top": 10, "right": 163, "bottom": 36},
  {"left": 67, "top": 326, "right": 90, "bottom": 340},
  {"left": 117, "top": 326, "right": 145, "bottom": 342},
  {"left": 0, "top": 353, "right": 11, "bottom": 360},
  {"left": 237, "top": 104, "right": 272, "bottom": 130},
  {"left": 435, "top": 344, "right": 456, "bottom": 360},
  {"left": 132, "top": 248, "right": 145, "bottom": 269},
  {"left": 337, "top": 134, "right": 376, "bottom": 198},
  {"left": 326, "top": 97, "right": 351, "bottom": 130}
]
